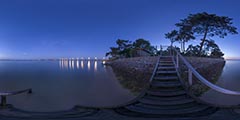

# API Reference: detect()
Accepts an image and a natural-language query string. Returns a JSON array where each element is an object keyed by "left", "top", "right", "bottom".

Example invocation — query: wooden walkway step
[
  {"left": 134, "top": 102, "right": 199, "bottom": 110},
  {"left": 159, "top": 63, "right": 175, "bottom": 66},
  {"left": 146, "top": 89, "right": 186, "bottom": 97},
  {"left": 156, "top": 71, "right": 177, "bottom": 74},
  {"left": 125, "top": 104, "right": 210, "bottom": 115},
  {"left": 143, "top": 94, "right": 189, "bottom": 101},
  {"left": 151, "top": 81, "right": 181, "bottom": 88},
  {"left": 153, "top": 76, "right": 178, "bottom": 80},
  {"left": 148, "top": 86, "right": 184, "bottom": 92},
  {"left": 160, "top": 60, "right": 173, "bottom": 63},
  {"left": 158, "top": 66, "right": 176, "bottom": 69},
  {"left": 138, "top": 97, "right": 194, "bottom": 106},
  {"left": 160, "top": 56, "right": 173, "bottom": 58}
]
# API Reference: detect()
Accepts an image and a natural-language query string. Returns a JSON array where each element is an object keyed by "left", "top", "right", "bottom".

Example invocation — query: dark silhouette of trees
[
  {"left": 166, "top": 12, "right": 238, "bottom": 58},
  {"left": 206, "top": 40, "right": 224, "bottom": 58},
  {"left": 165, "top": 29, "right": 195, "bottom": 53},
  {"left": 106, "top": 38, "right": 157, "bottom": 59},
  {"left": 176, "top": 12, "right": 238, "bottom": 56},
  {"left": 133, "top": 39, "right": 151, "bottom": 49},
  {"left": 185, "top": 45, "right": 200, "bottom": 57},
  {"left": 165, "top": 30, "right": 178, "bottom": 47},
  {"left": 105, "top": 39, "right": 132, "bottom": 58},
  {"left": 185, "top": 40, "right": 224, "bottom": 58}
]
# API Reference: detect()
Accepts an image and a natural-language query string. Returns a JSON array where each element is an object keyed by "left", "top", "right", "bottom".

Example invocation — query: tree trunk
[
  {"left": 181, "top": 42, "right": 183, "bottom": 52},
  {"left": 199, "top": 27, "right": 208, "bottom": 56},
  {"left": 183, "top": 41, "right": 185, "bottom": 53}
]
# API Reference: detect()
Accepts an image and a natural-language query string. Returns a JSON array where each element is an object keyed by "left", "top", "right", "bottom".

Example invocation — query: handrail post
[
  {"left": 188, "top": 69, "right": 193, "bottom": 86},
  {"left": 176, "top": 54, "right": 179, "bottom": 68},
  {"left": 1, "top": 96, "right": 7, "bottom": 107},
  {"left": 172, "top": 47, "right": 174, "bottom": 56},
  {"left": 170, "top": 46, "right": 172, "bottom": 56}
]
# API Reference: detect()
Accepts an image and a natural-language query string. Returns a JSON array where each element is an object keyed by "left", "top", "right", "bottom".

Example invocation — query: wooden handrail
[
  {"left": 149, "top": 56, "right": 161, "bottom": 83},
  {"left": 171, "top": 47, "right": 240, "bottom": 95}
]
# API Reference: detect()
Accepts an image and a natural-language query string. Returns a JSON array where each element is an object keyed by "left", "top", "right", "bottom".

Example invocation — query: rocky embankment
[
  {"left": 109, "top": 56, "right": 225, "bottom": 94},
  {"left": 185, "top": 57, "right": 225, "bottom": 96},
  {"left": 186, "top": 57, "right": 225, "bottom": 83},
  {"left": 109, "top": 56, "right": 159, "bottom": 94}
]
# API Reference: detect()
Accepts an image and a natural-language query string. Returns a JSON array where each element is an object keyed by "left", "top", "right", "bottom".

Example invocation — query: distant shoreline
[
  {"left": 0, "top": 59, "right": 59, "bottom": 61},
  {"left": 0, "top": 59, "right": 107, "bottom": 61},
  {"left": 225, "top": 59, "right": 240, "bottom": 61}
]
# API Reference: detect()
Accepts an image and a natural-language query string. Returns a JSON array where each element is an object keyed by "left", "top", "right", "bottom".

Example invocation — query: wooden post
[
  {"left": 28, "top": 89, "right": 32, "bottom": 94},
  {"left": 176, "top": 54, "right": 179, "bottom": 68},
  {"left": 1, "top": 96, "right": 7, "bottom": 107},
  {"left": 188, "top": 69, "right": 193, "bottom": 86}
]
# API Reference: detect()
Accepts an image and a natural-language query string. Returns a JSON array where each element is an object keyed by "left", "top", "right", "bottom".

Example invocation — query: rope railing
[{"left": 0, "top": 88, "right": 32, "bottom": 107}]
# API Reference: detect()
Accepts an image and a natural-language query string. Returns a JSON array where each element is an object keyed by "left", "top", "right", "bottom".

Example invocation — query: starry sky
[{"left": 0, "top": 0, "right": 239, "bottom": 59}]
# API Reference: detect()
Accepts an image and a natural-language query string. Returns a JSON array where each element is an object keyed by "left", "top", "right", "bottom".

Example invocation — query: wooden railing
[{"left": 170, "top": 47, "right": 240, "bottom": 95}]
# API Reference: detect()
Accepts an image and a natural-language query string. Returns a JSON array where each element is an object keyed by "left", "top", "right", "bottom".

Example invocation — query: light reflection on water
[
  {"left": 59, "top": 59, "right": 102, "bottom": 71},
  {"left": 87, "top": 61, "right": 90, "bottom": 70},
  {"left": 68, "top": 60, "right": 71, "bottom": 69},
  {"left": 94, "top": 61, "right": 97, "bottom": 71},
  {"left": 71, "top": 60, "right": 74, "bottom": 69},
  {"left": 76, "top": 60, "right": 79, "bottom": 69},
  {"left": 0, "top": 60, "right": 134, "bottom": 112},
  {"left": 59, "top": 59, "right": 104, "bottom": 71},
  {"left": 81, "top": 61, "right": 84, "bottom": 69}
]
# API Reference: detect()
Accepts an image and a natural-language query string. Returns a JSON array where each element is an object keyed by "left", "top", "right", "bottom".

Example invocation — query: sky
[{"left": 0, "top": 0, "right": 239, "bottom": 59}]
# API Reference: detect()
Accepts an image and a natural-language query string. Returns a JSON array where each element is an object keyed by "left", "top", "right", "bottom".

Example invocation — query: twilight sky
[{"left": 0, "top": 0, "right": 239, "bottom": 59}]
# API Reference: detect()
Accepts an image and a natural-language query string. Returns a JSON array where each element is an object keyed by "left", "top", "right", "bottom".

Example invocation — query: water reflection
[
  {"left": 94, "top": 61, "right": 97, "bottom": 71},
  {"left": 71, "top": 60, "right": 75, "bottom": 69},
  {"left": 59, "top": 60, "right": 61, "bottom": 69},
  {"left": 81, "top": 61, "right": 84, "bottom": 69},
  {"left": 59, "top": 59, "right": 106, "bottom": 71},
  {"left": 64, "top": 59, "right": 68, "bottom": 69},
  {"left": 87, "top": 61, "right": 90, "bottom": 70},
  {"left": 76, "top": 60, "right": 79, "bottom": 69},
  {"left": 0, "top": 60, "right": 134, "bottom": 111},
  {"left": 68, "top": 59, "right": 72, "bottom": 69}
]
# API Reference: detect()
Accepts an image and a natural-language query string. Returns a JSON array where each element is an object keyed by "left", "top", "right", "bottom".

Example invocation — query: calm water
[
  {"left": 201, "top": 60, "right": 240, "bottom": 106},
  {"left": 0, "top": 60, "right": 134, "bottom": 111},
  {"left": 1, "top": 60, "right": 239, "bottom": 111}
]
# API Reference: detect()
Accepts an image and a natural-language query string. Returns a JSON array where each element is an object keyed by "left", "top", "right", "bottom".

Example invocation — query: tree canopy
[
  {"left": 165, "top": 29, "right": 195, "bottom": 52},
  {"left": 133, "top": 38, "right": 151, "bottom": 49},
  {"left": 106, "top": 39, "right": 157, "bottom": 59},
  {"left": 166, "top": 12, "right": 238, "bottom": 58}
]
